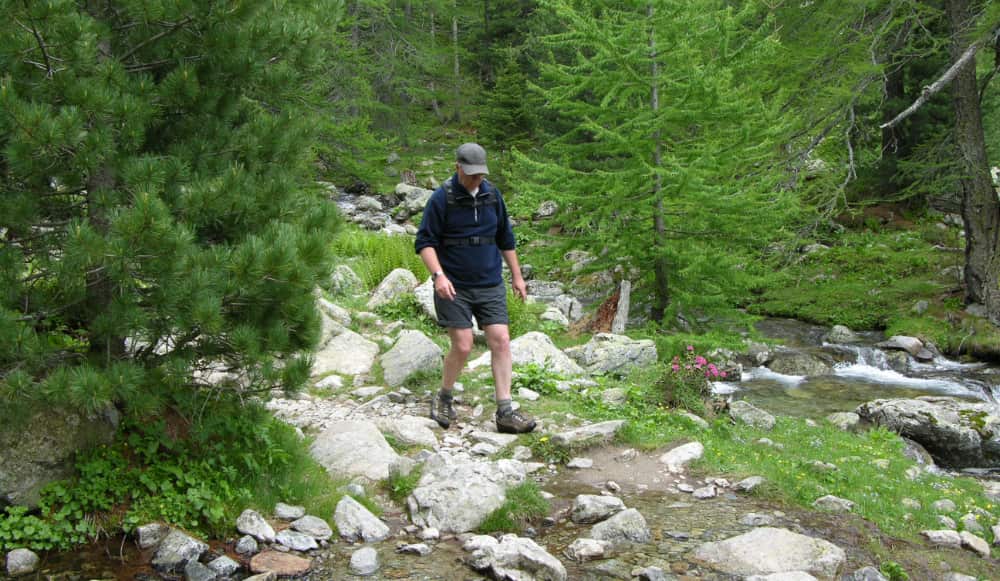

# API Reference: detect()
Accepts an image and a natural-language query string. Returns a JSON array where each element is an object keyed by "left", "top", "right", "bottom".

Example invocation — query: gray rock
[
  {"left": 535, "top": 201, "right": 559, "bottom": 219},
  {"left": 291, "top": 515, "right": 333, "bottom": 541},
  {"left": 911, "top": 300, "right": 929, "bottom": 315},
  {"left": 540, "top": 306, "right": 570, "bottom": 327},
  {"left": 746, "top": 573, "right": 818, "bottom": 581},
  {"left": 468, "top": 331, "right": 584, "bottom": 376},
  {"left": 960, "top": 513, "right": 984, "bottom": 533},
  {"left": 0, "top": 406, "right": 118, "bottom": 507},
  {"left": 601, "top": 387, "right": 628, "bottom": 406},
  {"left": 571, "top": 495, "right": 626, "bottom": 524},
  {"left": 933, "top": 499, "right": 958, "bottom": 513},
  {"left": 551, "top": 420, "right": 626, "bottom": 447},
  {"left": 276, "top": 529, "right": 319, "bottom": 551},
  {"left": 350, "top": 546, "right": 379, "bottom": 576},
  {"left": 396, "top": 543, "right": 432, "bottom": 556},
  {"left": 396, "top": 183, "right": 434, "bottom": 215},
  {"left": 564, "top": 538, "right": 613, "bottom": 561},
  {"left": 735, "top": 476, "right": 766, "bottom": 492},
  {"left": 993, "top": 524, "right": 1000, "bottom": 546},
  {"left": 381, "top": 330, "right": 443, "bottom": 387},
  {"left": 824, "top": 325, "right": 859, "bottom": 344},
  {"left": 312, "top": 327, "right": 379, "bottom": 377},
  {"left": 335, "top": 495, "right": 391, "bottom": 542},
  {"left": 959, "top": 531, "right": 990, "bottom": 558},
  {"left": 590, "top": 508, "right": 651, "bottom": 544},
  {"left": 310, "top": 421, "right": 401, "bottom": 481},
  {"left": 564, "top": 333, "right": 657, "bottom": 376},
  {"left": 812, "top": 495, "right": 854, "bottom": 513},
  {"left": 659, "top": 442, "right": 704, "bottom": 473},
  {"left": 944, "top": 574, "right": 978, "bottom": 581},
  {"left": 518, "top": 387, "right": 541, "bottom": 401},
  {"left": 690, "top": 528, "right": 844, "bottom": 579},
  {"left": 330, "top": 264, "right": 363, "bottom": 295},
  {"left": 877, "top": 335, "right": 925, "bottom": 357},
  {"left": 152, "top": 529, "right": 209, "bottom": 573},
  {"left": 5, "top": 548, "right": 39, "bottom": 577},
  {"left": 184, "top": 559, "right": 218, "bottom": 581},
  {"left": 275, "top": 502, "right": 306, "bottom": 521},
  {"left": 678, "top": 410, "right": 710, "bottom": 429},
  {"left": 243, "top": 572, "right": 277, "bottom": 581},
  {"left": 849, "top": 566, "right": 888, "bottom": 581},
  {"left": 317, "top": 298, "right": 351, "bottom": 327},
  {"left": 740, "top": 513, "right": 775, "bottom": 526},
  {"left": 938, "top": 515, "right": 957, "bottom": 529},
  {"left": 235, "top": 535, "right": 259, "bottom": 555},
  {"left": 471, "top": 442, "right": 499, "bottom": 456},
  {"left": 467, "top": 533, "right": 567, "bottom": 581},
  {"left": 567, "top": 457, "right": 593, "bottom": 469},
  {"left": 730, "top": 401, "right": 776, "bottom": 430},
  {"left": 766, "top": 350, "right": 832, "bottom": 376},
  {"left": 826, "top": 412, "right": 860, "bottom": 431},
  {"left": 207, "top": 555, "right": 240, "bottom": 576},
  {"left": 376, "top": 415, "right": 439, "bottom": 448},
  {"left": 137, "top": 522, "right": 170, "bottom": 549},
  {"left": 693, "top": 485, "right": 717, "bottom": 499},
  {"left": 236, "top": 509, "right": 276, "bottom": 543},
  {"left": 921, "top": 529, "right": 962, "bottom": 548},
  {"left": 635, "top": 566, "right": 670, "bottom": 581},
  {"left": 470, "top": 431, "right": 519, "bottom": 448},
  {"left": 367, "top": 268, "right": 419, "bottom": 310}
]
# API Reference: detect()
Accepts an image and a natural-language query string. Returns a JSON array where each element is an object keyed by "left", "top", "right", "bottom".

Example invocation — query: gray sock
[{"left": 496, "top": 398, "right": 512, "bottom": 416}]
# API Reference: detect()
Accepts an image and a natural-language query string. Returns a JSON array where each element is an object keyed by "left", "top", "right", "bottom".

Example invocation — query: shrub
[{"left": 655, "top": 346, "right": 728, "bottom": 416}]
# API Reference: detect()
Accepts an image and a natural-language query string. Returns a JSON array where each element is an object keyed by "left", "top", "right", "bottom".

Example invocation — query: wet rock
[
  {"left": 291, "top": 515, "right": 333, "bottom": 541},
  {"left": 276, "top": 529, "right": 319, "bottom": 551},
  {"left": 207, "top": 555, "right": 240, "bottom": 577},
  {"left": 310, "top": 420, "right": 401, "bottom": 481},
  {"left": 467, "top": 533, "right": 567, "bottom": 581},
  {"left": 335, "top": 495, "right": 391, "bottom": 542},
  {"left": 350, "top": 546, "right": 379, "bottom": 576},
  {"left": 590, "top": 508, "right": 652, "bottom": 544},
  {"left": 571, "top": 495, "right": 626, "bottom": 524},
  {"left": 766, "top": 350, "right": 832, "bottom": 376},
  {"left": 137, "top": 523, "right": 169, "bottom": 549},
  {"left": 249, "top": 551, "right": 311, "bottom": 577},
  {"left": 740, "top": 513, "right": 775, "bottom": 526},
  {"left": 274, "top": 502, "right": 305, "bottom": 521},
  {"left": 236, "top": 509, "right": 276, "bottom": 543},
  {"left": 659, "top": 441, "right": 704, "bottom": 473},
  {"left": 921, "top": 529, "right": 961, "bottom": 548},
  {"left": 693, "top": 485, "right": 717, "bottom": 499},
  {"left": 235, "top": 535, "right": 258, "bottom": 555},
  {"left": 730, "top": 401, "right": 776, "bottom": 430},
  {"left": 184, "top": 560, "right": 218, "bottom": 581},
  {"left": 812, "top": 495, "right": 854, "bottom": 513},
  {"left": 5, "top": 548, "right": 39, "bottom": 577},
  {"left": 690, "top": 527, "right": 844, "bottom": 579},
  {"left": 565, "top": 538, "right": 613, "bottom": 562},
  {"left": 824, "top": 325, "right": 859, "bottom": 344},
  {"left": 152, "top": 529, "right": 209, "bottom": 573},
  {"left": 396, "top": 543, "right": 432, "bottom": 556}
]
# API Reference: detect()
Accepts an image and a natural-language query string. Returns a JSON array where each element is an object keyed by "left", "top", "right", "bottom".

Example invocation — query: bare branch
[
  {"left": 119, "top": 15, "right": 194, "bottom": 62},
  {"left": 15, "top": 7, "right": 55, "bottom": 78}
]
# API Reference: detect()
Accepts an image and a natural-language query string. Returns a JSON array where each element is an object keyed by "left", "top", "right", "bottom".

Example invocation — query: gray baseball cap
[{"left": 456, "top": 142, "right": 489, "bottom": 175}]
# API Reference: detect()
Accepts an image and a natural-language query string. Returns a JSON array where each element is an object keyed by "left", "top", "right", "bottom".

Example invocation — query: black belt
[{"left": 442, "top": 236, "right": 495, "bottom": 246}]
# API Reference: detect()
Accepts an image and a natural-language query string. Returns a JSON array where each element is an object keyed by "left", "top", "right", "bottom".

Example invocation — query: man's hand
[
  {"left": 435, "top": 274, "right": 456, "bottom": 301},
  {"left": 511, "top": 276, "right": 527, "bottom": 302}
]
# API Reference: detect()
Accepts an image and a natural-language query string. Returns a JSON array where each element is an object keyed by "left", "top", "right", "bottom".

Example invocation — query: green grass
[
  {"left": 477, "top": 480, "right": 550, "bottom": 534},
  {"left": 384, "top": 464, "right": 423, "bottom": 505},
  {"left": 331, "top": 226, "right": 426, "bottom": 291}
]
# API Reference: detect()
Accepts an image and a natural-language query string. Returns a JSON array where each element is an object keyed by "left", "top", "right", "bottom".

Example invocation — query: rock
[
  {"left": 826, "top": 412, "right": 860, "bottom": 431},
  {"left": 740, "top": 513, "right": 775, "bottom": 526},
  {"left": 571, "top": 495, "right": 626, "bottom": 524},
  {"left": 407, "top": 452, "right": 527, "bottom": 533},
  {"left": 235, "top": 535, "right": 258, "bottom": 555},
  {"left": 350, "top": 546, "right": 379, "bottom": 576},
  {"left": 376, "top": 415, "right": 439, "bottom": 448},
  {"left": 933, "top": 499, "right": 957, "bottom": 513},
  {"left": 276, "top": 529, "right": 319, "bottom": 551},
  {"left": 5, "top": 548, "right": 39, "bottom": 577},
  {"left": 317, "top": 298, "right": 352, "bottom": 327},
  {"left": 634, "top": 566, "right": 670, "bottom": 580},
  {"left": 467, "top": 534, "right": 567, "bottom": 581},
  {"left": 959, "top": 531, "right": 991, "bottom": 558},
  {"left": 766, "top": 350, "right": 833, "bottom": 376},
  {"left": 518, "top": 387, "right": 541, "bottom": 401},
  {"left": 310, "top": 421, "right": 401, "bottom": 481},
  {"left": 960, "top": 513, "right": 984, "bottom": 533},
  {"left": 993, "top": 524, "right": 1000, "bottom": 545},
  {"left": 812, "top": 495, "right": 854, "bottom": 513},
  {"left": 735, "top": 476, "right": 765, "bottom": 492},
  {"left": 468, "top": 331, "right": 584, "bottom": 376},
  {"left": 567, "top": 457, "right": 593, "bottom": 469},
  {"left": 151, "top": 529, "right": 209, "bottom": 573},
  {"left": 395, "top": 183, "right": 434, "bottom": 215},
  {"left": 938, "top": 515, "right": 957, "bottom": 529},
  {"left": 249, "top": 551, "right": 312, "bottom": 577},
  {"left": 291, "top": 515, "right": 333, "bottom": 541},
  {"left": 540, "top": 306, "right": 570, "bottom": 328},
  {"left": 535, "top": 201, "right": 559, "bottom": 219},
  {"left": 601, "top": 387, "right": 628, "bottom": 406},
  {"left": 413, "top": 278, "right": 438, "bottom": 320},
  {"left": 691, "top": 528, "right": 844, "bottom": 579},
  {"left": 564, "top": 334, "right": 657, "bottom": 376},
  {"left": 243, "top": 573, "right": 277, "bottom": 581},
  {"left": 207, "top": 555, "right": 240, "bottom": 577},
  {"left": 463, "top": 535, "right": 500, "bottom": 552},
  {"left": 848, "top": 566, "right": 888, "bottom": 580},
  {"left": 551, "top": 420, "right": 626, "bottom": 447},
  {"left": 921, "top": 529, "right": 962, "bottom": 548},
  {"left": 877, "top": 335, "right": 925, "bottom": 357},
  {"left": 0, "top": 406, "right": 118, "bottom": 507},
  {"left": 275, "top": 502, "right": 306, "bottom": 521},
  {"left": 380, "top": 330, "right": 443, "bottom": 387},
  {"left": 824, "top": 325, "right": 859, "bottom": 344},
  {"left": 136, "top": 523, "right": 169, "bottom": 549},
  {"left": 470, "top": 431, "right": 519, "bottom": 448},
  {"left": 590, "top": 508, "right": 652, "bottom": 544},
  {"left": 367, "top": 268, "right": 419, "bottom": 310},
  {"left": 335, "top": 495, "right": 391, "bottom": 543},
  {"left": 330, "top": 264, "right": 363, "bottom": 295},
  {"left": 418, "top": 527, "right": 440, "bottom": 541},
  {"left": 397, "top": 543, "right": 432, "bottom": 556},
  {"left": 693, "top": 485, "right": 717, "bottom": 499},
  {"left": 565, "top": 538, "right": 613, "bottom": 561},
  {"left": 184, "top": 560, "right": 218, "bottom": 581},
  {"left": 236, "top": 509, "right": 276, "bottom": 543},
  {"left": 730, "top": 401, "right": 776, "bottom": 430},
  {"left": 659, "top": 441, "right": 704, "bottom": 473},
  {"left": 312, "top": 327, "right": 379, "bottom": 377},
  {"left": 746, "top": 573, "right": 819, "bottom": 581},
  {"left": 678, "top": 410, "right": 710, "bottom": 429},
  {"left": 471, "top": 442, "right": 498, "bottom": 456},
  {"left": 911, "top": 300, "right": 929, "bottom": 315},
  {"left": 856, "top": 397, "right": 1000, "bottom": 468}
]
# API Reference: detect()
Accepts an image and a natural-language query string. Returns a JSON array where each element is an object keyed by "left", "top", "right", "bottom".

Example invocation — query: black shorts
[{"left": 434, "top": 283, "right": 509, "bottom": 328}]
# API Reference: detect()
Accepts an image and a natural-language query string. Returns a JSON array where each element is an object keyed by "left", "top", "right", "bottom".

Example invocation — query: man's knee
[
  {"left": 485, "top": 327, "right": 510, "bottom": 353},
  {"left": 449, "top": 332, "right": 474, "bottom": 357}
]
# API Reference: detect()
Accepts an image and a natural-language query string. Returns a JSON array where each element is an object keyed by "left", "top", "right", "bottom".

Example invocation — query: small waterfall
[{"left": 831, "top": 344, "right": 891, "bottom": 370}]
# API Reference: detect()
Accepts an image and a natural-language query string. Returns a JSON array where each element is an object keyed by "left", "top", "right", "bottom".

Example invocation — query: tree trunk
[
  {"left": 453, "top": 2, "right": 461, "bottom": 122},
  {"left": 947, "top": 0, "right": 1000, "bottom": 324},
  {"left": 649, "top": 4, "right": 670, "bottom": 323},
  {"left": 85, "top": 165, "right": 125, "bottom": 364},
  {"left": 430, "top": 9, "right": 441, "bottom": 120}
]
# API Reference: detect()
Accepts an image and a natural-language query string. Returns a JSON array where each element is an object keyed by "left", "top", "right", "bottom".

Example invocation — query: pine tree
[
  {"left": 511, "top": 0, "right": 798, "bottom": 324},
  {"left": 0, "top": 0, "right": 342, "bottom": 420}
]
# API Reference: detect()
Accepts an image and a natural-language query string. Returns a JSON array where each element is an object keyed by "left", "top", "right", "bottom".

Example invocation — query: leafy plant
[
  {"left": 880, "top": 560, "right": 910, "bottom": 581},
  {"left": 655, "top": 347, "right": 728, "bottom": 416},
  {"left": 527, "top": 433, "right": 573, "bottom": 465},
  {"left": 512, "top": 362, "right": 562, "bottom": 396},
  {"left": 477, "top": 481, "right": 549, "bottom": 534}
]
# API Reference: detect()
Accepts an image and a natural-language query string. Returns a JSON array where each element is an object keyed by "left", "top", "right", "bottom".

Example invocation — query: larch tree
[{"left": 0, "top": 0, "right": 342, "bottom": 421}]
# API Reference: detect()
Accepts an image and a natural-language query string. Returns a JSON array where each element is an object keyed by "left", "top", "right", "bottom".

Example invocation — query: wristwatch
[{"left": 432, "top": 270, "right": 444, "bottom": 281}]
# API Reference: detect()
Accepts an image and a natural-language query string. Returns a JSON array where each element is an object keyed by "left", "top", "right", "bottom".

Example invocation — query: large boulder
[
  {"left": 396, "top": 183, "right": 435, "bottom": 216},
  {"left": 766, "top": 350, "right": 833, "bottom": 376},
  {"left": 466, "top": 533, "right": 567, "bottom": 581},
  {"left": 0, "top": 406, "right": 118, "bottom": 507},
  {"left": 468, "top": 332, "right": 583, "bottom": 376},
  {"left": 380, "top": 330, "right": 442, "bottom": 387},
  {"left": 310, "top": 421, "right": 401, "bottom": 481},
  {"left": 590, "top": 508, "right": 651, "bottom": 544},
  {"left": 407, "top": 452, "right": 527, "bottom": 533},
  {"left": 856, "top": 397, "right": 1000, "bottom": 468},
  {"left": 564, "top": 334, "right": 657, "bottom": 376},
  {"left": 312, "top": 326, "right": 379, "bottom": 378},
  {"left": 367, "top": 268, "right": 419, "bottom": 310},
  {"left": 690, "top": 527, "right": 845, "bottom": 580},
  {"left": 152, "top": 529, "right": 209, "bottom": 573}
]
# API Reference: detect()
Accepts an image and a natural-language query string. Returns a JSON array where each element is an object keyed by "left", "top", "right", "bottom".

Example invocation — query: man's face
[{"left": 457, "top": 164, "right": 485, "bottom": 191}]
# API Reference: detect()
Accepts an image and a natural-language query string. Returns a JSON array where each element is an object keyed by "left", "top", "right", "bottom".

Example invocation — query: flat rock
[
  {"left": 552, "top": 421, "right": 626, "bottom": 447},
  {"left": 276, "top": 529, "right": 319, "bottom": 551},
  {"left": 659, "top": 441, "right": 704, "bottom": 473},
  {"left": 250, "top": 551, "right": 311, "bottom": 577},
  {"left": 291, "top": 515, "right": 333, "bottom": 540},
  {"left": 310, "top": 421, "right": 401, "bottom": 481},
  {"left": 468, "top": 331, "right": 584, "bottom": 376},
  {"left": 572, "top": 495, "right": 626, "bottom": 524},
  {"left": 690, "top": 527, "right": 844, "bottom": 579}
]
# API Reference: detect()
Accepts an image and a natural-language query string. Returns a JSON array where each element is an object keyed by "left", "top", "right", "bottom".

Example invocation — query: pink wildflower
[
  {"left": 695, "top": 356, "right": 707, "bottom": 366},
  {"left": 721, "top": 371, "right": 728, "bottom": 378},
  {"left": 671, "top": 364, "right": 680, "bottom": 371},
  {"left": 687, "top": 345, "right": 695, "bottom": 352}
]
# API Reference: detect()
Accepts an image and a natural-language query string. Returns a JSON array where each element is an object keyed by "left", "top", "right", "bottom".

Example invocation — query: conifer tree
[
  {"left": 0, "top": 0, "right": 342, "bottom": 420},
  {"left": 512, "top": 0, "right": 798, "bottom": 324}
]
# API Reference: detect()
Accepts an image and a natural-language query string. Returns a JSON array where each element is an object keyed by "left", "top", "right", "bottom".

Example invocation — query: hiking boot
[
  {"left": 430, "top": 394, "right": 457, "bottom": 429},
  {"left": 495, "top": 409, "right": 536, "bottom": 434}
]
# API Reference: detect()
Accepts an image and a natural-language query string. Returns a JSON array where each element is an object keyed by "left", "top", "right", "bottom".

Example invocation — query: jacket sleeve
[
  {"left": 494, "top": 189, "right": 517, "bottom": 251},
  {"left": 415, "top": 190, "right": 446, "bottom": 253}
]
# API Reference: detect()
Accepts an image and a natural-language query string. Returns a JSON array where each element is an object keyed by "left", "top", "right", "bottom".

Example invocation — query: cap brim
[{"left": 460, "top": 163, "right": 489, "bottom": 175}]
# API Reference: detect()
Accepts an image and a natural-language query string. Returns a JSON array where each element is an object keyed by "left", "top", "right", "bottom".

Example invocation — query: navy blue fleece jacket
[{"left": 414, "top": 174, "right": 517, "bottom": 289}]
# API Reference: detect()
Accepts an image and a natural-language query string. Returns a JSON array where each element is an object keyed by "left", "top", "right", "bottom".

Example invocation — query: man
[{"left": 414, "top": 143, "right": 536, "bottom": 434}]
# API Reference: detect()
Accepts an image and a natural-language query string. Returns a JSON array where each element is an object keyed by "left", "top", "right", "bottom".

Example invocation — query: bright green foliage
[
  {"left": 512, "top": 361, "right": 562, "bottom": 396},
  {"left": 384, "top": 465, "right": 423, "bottom": 504},
  {"left": 511, "top": 0, "right": 801, "bottom": 324},
  {"left": 332, "top": 227, "right": 425, "bottom": 291},
  {"left": 477, "top": 480, "right": 549, "bottom": 533},
  {"left": 0, "top": 1, "right": 343, "bottom": 420},
  {"left": 880, "top": 561, "right": 910, "bottom": 581}
]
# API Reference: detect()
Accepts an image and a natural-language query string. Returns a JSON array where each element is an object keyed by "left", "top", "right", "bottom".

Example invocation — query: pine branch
[
  {"left": 15, "top": 9, "right": 59, "bottom": 78},
  {"left": 119, "top": 15, "right": 194, "bottom": 62}
]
